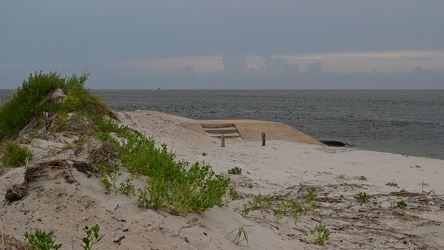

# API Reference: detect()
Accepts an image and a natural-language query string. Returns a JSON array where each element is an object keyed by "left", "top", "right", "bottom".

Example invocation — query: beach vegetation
[
  {"left": 0, "top": 71, "right": 233, "bottom": 250},
  {"left": 0, "top": 72, "right": 61, "bottom": 139},
  {"left": 95, "top": 116, "right": 230, "bottom": 214},
  {"left": 119, "top": 178, "right": 136, "bottom": 196},
  {"left": 310, "top": 223, "right": 330, "bottom": 246},
  {"left": 24, "top": 225, "right": 104, "bottom": 250},
  {"left": 25, "top": 229, "right": 62, "bottom": 250},
  {"left": 81, "top": 224, "right": 105, "bottom": 250},
  {"left": 356, "top": 192, "right": 372, "bottom": 203},
  {"left": 241, "top": 191, "right": 317, "bottom": 221},
  {"left": 395, "top": 199, "right": 407, "bottom": 209},
  {"left": 299, "top": 223, "right": 330, "bottom": 246},
  {"left": 225, "top": 224, "right": 250, "bottom": 246},
  {"left": 1, "top": 140, "right": 32, "bottom": 167},
  {"left": 0, "top": 71, "right": 231, "bottom": 215},
  {"left": 228, "top": 186, "right": 240, "bottom": 200},
  {"left": 306, "top": 189, "right": 317, "bottom": 203},
  {"left": 228, "top": 166, "right": 242, "bottom": 175},
  {"left": 0, "top": 71, "right": 113, "bottom": 140},
  {"left": 356, "top": 192, "right": 382, "bottom": 207},
  {"left": 101, "top": 176, "right": 112, "bottom": 193},
  {"left": 96, "top": 162, "right": 121, "bottom": 194}
]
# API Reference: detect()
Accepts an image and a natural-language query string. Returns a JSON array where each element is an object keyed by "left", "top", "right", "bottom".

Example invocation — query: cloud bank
[{"left": 1, "top": 1, "right": 444, "bottom": 89}]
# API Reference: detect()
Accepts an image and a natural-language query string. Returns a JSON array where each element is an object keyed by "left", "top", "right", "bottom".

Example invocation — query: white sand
[{"left": 1, "top": 110, "right": 443, "bottom": 249}]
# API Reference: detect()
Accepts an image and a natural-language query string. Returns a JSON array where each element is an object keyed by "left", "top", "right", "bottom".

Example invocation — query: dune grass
[
  {"left": 0, "top": 71, "right": 112, "bottom": 140},
  {"left": 1, "top": 140, "right": 32, "bottom": 167},
  {"left": 0, "top": 70, "right": 231, "bottom": 216},
  {"left": 94, "top": 116, "right": 230, "bottom": 214}
]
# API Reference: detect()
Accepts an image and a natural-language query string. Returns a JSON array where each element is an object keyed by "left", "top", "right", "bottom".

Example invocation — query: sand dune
[{"left": 1, "top": 110, "right": 443, "bottom": 249}]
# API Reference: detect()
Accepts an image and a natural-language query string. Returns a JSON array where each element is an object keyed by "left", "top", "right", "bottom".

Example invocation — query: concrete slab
[{"left": 182, "top": 119, "right": 325, "bottom": 146}]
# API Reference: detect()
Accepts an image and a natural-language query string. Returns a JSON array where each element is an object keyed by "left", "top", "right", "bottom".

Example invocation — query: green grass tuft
[
  {"left": 0, "top": 71, "right": 113, "bottom": 140},
  {"left": 25, "top": 229, "right": 62, "bottom": 250},
  {"left": 93, "top": 115, "right": 230, "bottom": 213},
  {"left": 1, "top": 140, "right": 32, "bottom": 167}
]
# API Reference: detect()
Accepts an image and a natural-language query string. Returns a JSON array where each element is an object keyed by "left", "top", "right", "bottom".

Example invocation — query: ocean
[{"left": 1, "top": 89, "right": 443, "bottom": 160}]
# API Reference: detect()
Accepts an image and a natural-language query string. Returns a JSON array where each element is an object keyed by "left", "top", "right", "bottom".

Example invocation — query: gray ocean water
[{"left": 1, "top": 89, "right": 443, "bottom": 160}]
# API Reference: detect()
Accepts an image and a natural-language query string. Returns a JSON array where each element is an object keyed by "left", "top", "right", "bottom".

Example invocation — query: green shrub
[
  {"left": 25, "top": 229, "right": 62, "bottom": 250},
  {"left": 119, "top": 178, "right": 136, "bottom": 196},
  {"left": 310, "top": 223, "right": 330, "bottom": 245},
  {"left": 1, "top": 140, "right": 32, "bottom": 167},
  {"left": 97, "top": 121, "right": 230, "bottom": 214},
  {"left": 228, "top": 186, "right": 240, "bottom": 200},
  {"left": 81, "top": 224, "right": 104, "bottom": 250},
  {"left": 24, "top": 225, "right": 104, "bottom": 250},
  {"left": 395, "top": 199, "right": 407, "bottom": 209},
  {"left": 356, "top": 192, "right": 371, "bottom": 203},
  {"left": 0, "top": 72, "right": 63, "bottom": 139},
  {"left": 137, "top": 161, "right": 230, "bottom": 214},
  {"left": 0, "top": 71, "right": 113, "bottom": 140},
  {"left": 228, "top": 166, "right": 242, "bottom": 175}
]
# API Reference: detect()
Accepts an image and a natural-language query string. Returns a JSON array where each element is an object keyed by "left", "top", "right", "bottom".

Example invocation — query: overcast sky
[{"left": 1, "top": 0, "right": 444, "bottom": 89}]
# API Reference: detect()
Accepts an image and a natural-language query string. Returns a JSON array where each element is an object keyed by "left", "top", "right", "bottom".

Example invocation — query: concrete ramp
[{"left": 182, "top": 120, "right": 324, "bottom": 146}]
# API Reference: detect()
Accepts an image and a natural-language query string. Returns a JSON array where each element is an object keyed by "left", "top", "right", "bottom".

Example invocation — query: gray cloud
[
  {"left": 130, "top": 57, "right": 444, "bottom": 89},
  {"left": 1, "top": 1, "right": 444, "bottom": 88}
]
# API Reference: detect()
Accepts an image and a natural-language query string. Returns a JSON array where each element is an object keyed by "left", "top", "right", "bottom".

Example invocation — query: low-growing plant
[
  {"left": 357, "top": 192, "right": 371, "bottom": 203},
  {"left": 1, "top": 140, "right": 32, "bottom": 167},
  {"left": 0, "top": 72, "right": 62, "bottom": 139},
  {"left": 96, "top": 121, "right": 231, "bottom": 214},
  {"left": 81, "top": 224, "right": 104, "bottom": 250},
  {"left": 310, "top": 223, "right": 330, "bottom": 246},
  {"left": 306, "top": 189, "right": 317, "bottom": 202},
  {"left": 96, "top": 131, "right": 111, "bottom": 141},
  {"left": 225, "top": 224, "right": 250, "bottom": 246},
  {"left": 373, "top": 201, "right": 382, "bottom": 208},
  {"left": 137, "top": 187, "right": 151, "bottom": 209},
  {"left": 285, "top": 198, "right": 305, "bottom": 218},
  {"left": 273, "top": 209, "right": 283, "bottom": 221},
  {"left": 109, "top": 170, "right": 122, "bottom": 194},
  {"left": 228, "top": 186, "right": 240, "bottom": 200},
  {"left": 242, "top": 203, "right": 251, "bottom": 217},
  {"left": 395, "top": 199, "right": 407, "bottom": 209},
  {"left": 0, "top": 71, "right": 112, "bottom": 140},
  {"left": 76, "top": 134, "right": 87, "bottom": 147},
  {"left": 24, "top": 229, "right": 62, "bottom": 250},
  {"left": 228, "top": 166, "right": 242, "bottom": 175},
  {"left": 53, "top": 113, "right": 69, "bottom": 132},
  {"left": 241, "top": 192, "right": 317, "bottom": 221},
  {"left": 248, "top": 193, "right": 273, "bottom": 210},
  {"left": 119, "top": 178, "right": 136, "bottom": 196},
  {"left": 101, "top": 176, "right": 112, "bottom": 193},
  {"left": 299, "top": 228, "right": 308, "bottom": 236},
  {"left": 97, "top": 162, "right": 121, "bottom": 194}
]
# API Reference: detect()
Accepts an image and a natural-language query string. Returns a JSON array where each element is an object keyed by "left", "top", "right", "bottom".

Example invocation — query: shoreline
[{"left": 2, "top": 88, "right": 444, "bottom": 160}]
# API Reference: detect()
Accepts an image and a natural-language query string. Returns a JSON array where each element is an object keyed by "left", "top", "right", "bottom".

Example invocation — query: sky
[{"left": 1, "top": 0, "right": 444, "bottom": 89}]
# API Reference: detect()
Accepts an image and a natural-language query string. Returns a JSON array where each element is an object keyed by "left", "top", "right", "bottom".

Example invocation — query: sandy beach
[{"left": 1, "top": 110, "right": 443, "bottom": 249}]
